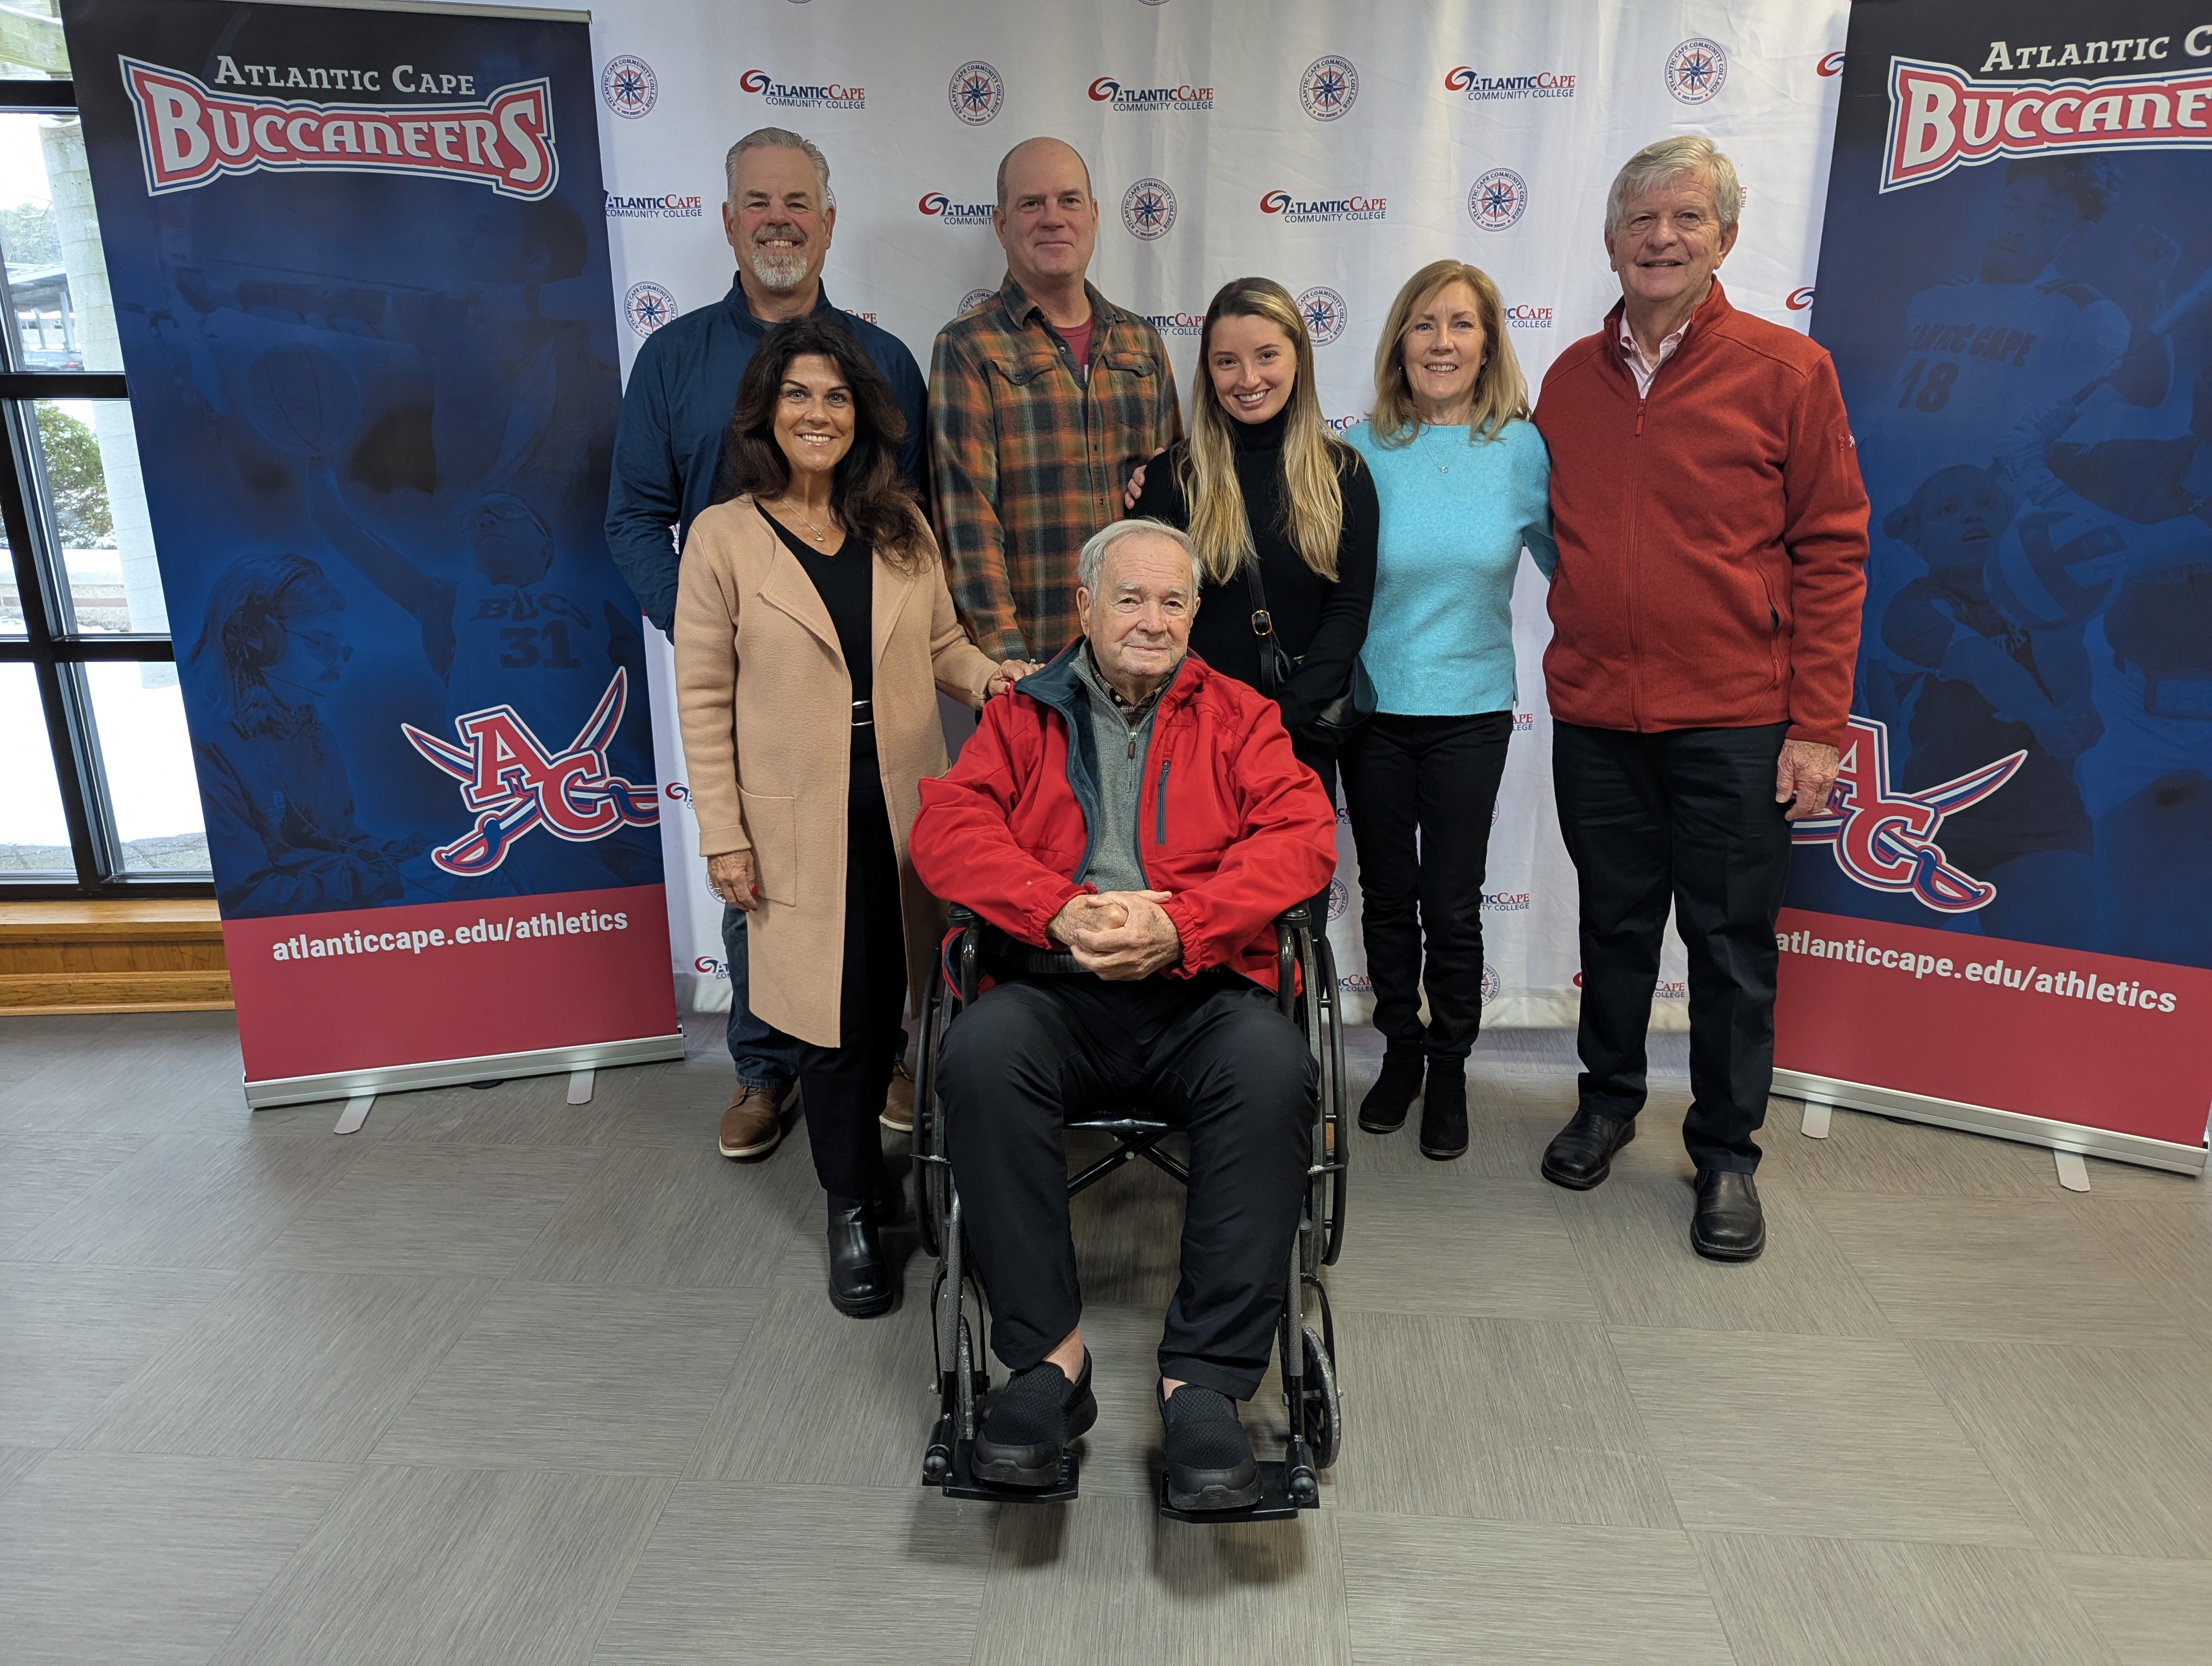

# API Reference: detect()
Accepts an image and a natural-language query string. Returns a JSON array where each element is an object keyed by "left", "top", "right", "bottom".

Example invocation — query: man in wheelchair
[{"left": 911, "top": 518, "right": 1339, "bottom": 1511}]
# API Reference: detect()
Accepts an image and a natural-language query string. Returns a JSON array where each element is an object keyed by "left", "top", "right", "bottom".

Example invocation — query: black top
[
  {"left": 1131, "top": 405, "right": 1377, "bottom": 738},
  {"left": 767, "top": 513, "right": 876, "bottom": 760}
]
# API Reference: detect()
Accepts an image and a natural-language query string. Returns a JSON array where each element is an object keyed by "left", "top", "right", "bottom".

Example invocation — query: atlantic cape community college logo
[
  {"left": 1790, "top": 715, "right": 2024, "bottom": 911},
  {"left": 738, "top": 69, "right": 864, "bottom": 109},
  {"left": 1122, "top": 178, "right": 1175, "bottom": 239},
  {"left": 1090, "top": 75, "right": 1212, "bottom": 112},
  {"left": 1666, "top": 38, "right": 1727, "bottom": 104},
  {"left": 1507, "top": 301, "right": 1553, "bottom": 329},
  {"left": 918, "top": 191, "right": 994, "bottom": 226},
  {"left": 1300, "top": 55, "right": 1358, "bottom": 120},
  {"left": 606, "top": 191, "right": 702, "bottom": 220},
  {"left": 1444, "top": 66, "right": 1576, "bottom": 101},
  {"left": 403, "top": 669, "right": 659, "bottom": 876},
  {"left": 1880, "top": 53, "right": 2212, "bottom": 192},
  {"left": 949, "top": 60, "right": 1005, "bottom": 125},
  {"left": 601, "top": 54, "right": 656, "bottom": 118},
  {"left": 1261, "top": 187, "right": 1385, "bottom": 225},
  {"left": 1787, "top": 286, "right": 1816, "bottom": 311},
  {"left": 959, "top": 287, "right": 997, "bottom": 315},
  {"left": 1468, "top": 169, "right": 1528, "bottom": 229},
  {"left": 122, "top": 60, "right": 558, "bottom": 198},
  {"left": 1297, "top": 286, "right": 1347, "bottom": 345},
  {"left": 1140, "top": 307, "right": 1204, "bottom": 337},
  {"left": 623, "top": 281, "right": 676, "bottom": 335}
]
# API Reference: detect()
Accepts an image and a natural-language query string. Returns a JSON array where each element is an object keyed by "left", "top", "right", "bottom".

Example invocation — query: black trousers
[
  {"left": 936, "top": 971, "right": 1316, "bottom": 1400},
  {"left": 1294, "top": 742, "right": 1341, "bottom": 925},
  {"left": 793, "top": 766, "right": 907, "bottom": 1199},
  {"left": 1551, "top": 721, "right": 1792, "bottom": 1174},
  {"left": 1340, "top": 712, "right": 1513, "bottom": 1061}
]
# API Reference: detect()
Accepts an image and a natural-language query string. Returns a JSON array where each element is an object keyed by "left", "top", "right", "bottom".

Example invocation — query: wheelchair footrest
[
  {"left": 1155, "top": 1460, "right": 1315, "bottom": 1524},
  {"left": 938, "top": 1438, "right": 1079, "bottom": 1504}
]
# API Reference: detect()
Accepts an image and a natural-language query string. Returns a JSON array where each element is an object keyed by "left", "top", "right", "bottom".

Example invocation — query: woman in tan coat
[{"left": 676, "top": 317, "right": 1028, "bottom": 1318}]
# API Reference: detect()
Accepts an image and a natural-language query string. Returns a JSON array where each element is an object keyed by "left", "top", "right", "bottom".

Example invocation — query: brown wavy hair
[
  {"left": 719, "top": 315, "right": 929, "bottom": 569},
  {"left": 1367, "top": 260, "right": 1528, "bottom": 447}
]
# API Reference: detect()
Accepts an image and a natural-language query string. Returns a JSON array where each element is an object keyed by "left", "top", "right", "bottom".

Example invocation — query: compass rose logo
[
  {"left": 948, "top": 60, "right": 1005, "bottom": 125},
  {"left": 1300, "top": 55, "right": 1358, "bottom": 120},
  {"left": 601, "top": 55, "right": 657, "bottom": 118},
  {"left": 1666, "top": 39, "right": 1727, "bottom": 104},
  {"left": 1468, "top": 169, "right": 1527, "bottom": 230},
  {"left": 622, "top": 281, "right": 676, "bottom": 336},
  {"left": 1296, "top": 286, "right": 1348, "bottom": 346},
  {"left": 1121, "top": 178, "right": 1176, "bottom": 240}
]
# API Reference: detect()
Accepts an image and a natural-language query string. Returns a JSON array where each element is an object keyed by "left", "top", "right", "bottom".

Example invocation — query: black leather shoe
[
  {"left": 825, "top": 1192, "right": 895, "bottom": 1317},
  {"left": 1540, "top": 1107, "right": 1636, "bottom": 1190},
  {"left": 1692, "top": 1170, "right": 1766, "bottom": 1261},
  {"left": 973, "top": 1353, "right": 1097, "bottom": 1488},
  {"left": 1359, "top": 1044, "right": 1423, "bottom": 1133},
  {"left": 1418, "top": 1065, "right": 1468, "bottom": 1160},
  {"left": 1160, "top": 1382, "right": 1261, "bottom": 1510}
]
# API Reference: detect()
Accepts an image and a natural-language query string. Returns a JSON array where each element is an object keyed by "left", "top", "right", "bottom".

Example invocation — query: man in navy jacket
[{"left": 606, "top": 126, "right": 928, "bottom": 1161}]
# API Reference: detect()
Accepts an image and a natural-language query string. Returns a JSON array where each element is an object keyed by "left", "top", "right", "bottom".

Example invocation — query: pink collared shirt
[{"left": 1618, "top": 315, "right": 1689, "bottom": 398}]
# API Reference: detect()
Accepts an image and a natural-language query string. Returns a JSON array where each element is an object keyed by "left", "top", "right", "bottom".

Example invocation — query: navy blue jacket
[{"left": 604, "top": 277, "right": 928, "bottom": 633}]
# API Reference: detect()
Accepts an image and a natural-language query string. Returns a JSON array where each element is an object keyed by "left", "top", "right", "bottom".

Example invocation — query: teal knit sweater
[{"left": 1345, "top": 416, "right": 1556, "bottom": 716}]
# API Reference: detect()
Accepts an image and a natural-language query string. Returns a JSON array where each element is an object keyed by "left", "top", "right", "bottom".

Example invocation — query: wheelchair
[{"left": 913, "top": 901, "right": 1347, "bottom": 1522}]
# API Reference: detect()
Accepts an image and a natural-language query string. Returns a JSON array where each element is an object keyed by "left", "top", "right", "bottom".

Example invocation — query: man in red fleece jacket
[{"left": 1531, "top": 136, "right": 1869, "bottom": 1261}]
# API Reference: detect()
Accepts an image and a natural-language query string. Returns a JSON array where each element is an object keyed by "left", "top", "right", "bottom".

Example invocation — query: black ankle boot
[
  {"left": 825, "top": 1191, "right": 894, "bottom": 1318},
  {"left": 1418, "top": 1061, "right": 1468, "bottom": 1159},
  {"left": 1359, "top": 1043, "right": 1424, "bottom": 1133}
]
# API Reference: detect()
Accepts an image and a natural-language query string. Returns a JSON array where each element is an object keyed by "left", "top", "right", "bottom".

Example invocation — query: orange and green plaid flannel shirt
[{"left": 928, "top": 276, "right": 1184, "bottom": 661}]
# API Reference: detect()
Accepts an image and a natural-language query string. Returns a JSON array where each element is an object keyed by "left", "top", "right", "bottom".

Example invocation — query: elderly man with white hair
[
  {"left": 911, "top": 517, "right": 1337, "bottom": 1510},
  {"left": 1530, "top": 136, "right": 1870, "bottom": 1260}
]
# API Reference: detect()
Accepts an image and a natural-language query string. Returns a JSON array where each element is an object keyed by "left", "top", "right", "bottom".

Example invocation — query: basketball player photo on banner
[
  {"left": 61, "top": 0, "right": 683, "bottom": 1101},
  {"left": 1790, "top": 0, "right": 2212, "bottom": 1168}
]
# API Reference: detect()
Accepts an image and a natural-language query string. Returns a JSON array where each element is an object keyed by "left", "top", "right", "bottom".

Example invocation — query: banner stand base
[
  {"left": 1774, "top": 1069, "right": 2208, "bottom": 1178},
  {"left": 243, "top": 1032, "right": 686, "bottom": 1110}
]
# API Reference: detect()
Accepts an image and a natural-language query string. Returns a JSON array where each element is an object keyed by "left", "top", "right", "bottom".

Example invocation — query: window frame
[{"left": 0, "top": 76, "right": 211, "bottom": 899}]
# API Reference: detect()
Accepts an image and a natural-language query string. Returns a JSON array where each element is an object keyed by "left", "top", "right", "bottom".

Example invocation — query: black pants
[
  {"left": 1294, "top": 742, "right": 1341, "bottom": 925},
  {"left": 1552, "top": 721, "right": 1791, "bottom": 1174},
  {"left": 794, "top": 767, "right": 906, "bottom": 1199},
  {"left": 1340, "top": 712, "right": 1513, "bottom": 1061},
  {"left": 936, "top": 971, "right": 1316, "bottom": 1400}
]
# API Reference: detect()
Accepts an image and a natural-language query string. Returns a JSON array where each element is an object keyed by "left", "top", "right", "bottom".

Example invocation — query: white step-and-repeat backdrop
[{"left": 588, "top": 0, "right": 1851, "bottom": 1026}]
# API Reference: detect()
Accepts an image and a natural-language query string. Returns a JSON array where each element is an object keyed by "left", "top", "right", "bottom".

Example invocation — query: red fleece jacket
[
  {"left": 911, "top": 649, "right": 1337, "bottom": 990},
  {"left": 1531, "top": 281, "right": 1870, "bottom": 749}
]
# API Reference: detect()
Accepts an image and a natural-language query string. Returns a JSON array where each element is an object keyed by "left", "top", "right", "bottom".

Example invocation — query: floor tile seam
[
  {"left": 1327, "top": 1502, "right": 1705, "bottom": 1540},
  {"left": 1671, "top": 1513, "right": 2043, "bottom": 1548},
  {"left": 0, "top": 1445, "right": 56, "bottom": 1502},
  {"left": 576, "top": 1474, "right": 688, "bottom": 1666}
]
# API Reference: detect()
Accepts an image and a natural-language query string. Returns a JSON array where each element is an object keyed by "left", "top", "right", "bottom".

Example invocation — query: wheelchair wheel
[
  {"left": 914, "top": 971, "right": 951, "bottom": 1259},
  {"left": 1298, "top": 1321, "right": 1343, "bottom": 1469}
]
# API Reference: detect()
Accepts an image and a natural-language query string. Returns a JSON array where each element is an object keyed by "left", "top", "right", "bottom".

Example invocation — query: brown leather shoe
[
  {"left": 879, "top": 1058, "right": 915, "bottom": 1133},
  {"left": 718, "top": 1084, "right": 784, "bottom": 1159}
]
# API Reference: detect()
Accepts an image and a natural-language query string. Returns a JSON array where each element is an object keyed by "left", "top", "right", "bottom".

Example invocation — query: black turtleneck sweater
[{"left": 1130, "top": 405, "right": 1378, "bottom": 741}]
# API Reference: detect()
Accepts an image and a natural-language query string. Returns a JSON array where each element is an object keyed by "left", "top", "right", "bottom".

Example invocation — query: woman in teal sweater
[{"left": 1342, "top": 260, "right": 1555, "bottom": 1159}]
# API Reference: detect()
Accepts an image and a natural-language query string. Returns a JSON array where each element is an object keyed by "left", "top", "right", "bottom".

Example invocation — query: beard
[{"left": 750, "top": 241, "right": 809, "bottom": 290}]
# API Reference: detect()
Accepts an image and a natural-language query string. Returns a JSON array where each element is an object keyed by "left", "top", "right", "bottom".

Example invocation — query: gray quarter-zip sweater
[{"left": 1070, "top": 644, "right": 1169, "bottom": 894}]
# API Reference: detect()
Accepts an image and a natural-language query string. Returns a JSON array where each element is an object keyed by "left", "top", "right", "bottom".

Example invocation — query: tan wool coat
[{"left": 674, "top": 496, "right": 999, "bottom": 1048}]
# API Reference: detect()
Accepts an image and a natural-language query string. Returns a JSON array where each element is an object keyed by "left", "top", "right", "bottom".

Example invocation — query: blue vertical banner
[
  {"left": 1779, "top": 0, "right": 2212, "bottom": 1168},
  {"left": 62, "top": 0, "right": 682, "bottom": 1101}
]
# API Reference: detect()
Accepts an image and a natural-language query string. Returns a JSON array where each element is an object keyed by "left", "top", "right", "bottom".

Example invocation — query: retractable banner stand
[
  {"left": 1782, "top": 0, "right": 2212, "bottom": 1171},
  {"left": 62, "top": 0, "right": 684, "bottom": 1105}
]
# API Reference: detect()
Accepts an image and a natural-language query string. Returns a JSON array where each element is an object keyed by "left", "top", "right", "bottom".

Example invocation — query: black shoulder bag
[{"left": 1242, "top": 560, "right": 1375, "bottom": 751}]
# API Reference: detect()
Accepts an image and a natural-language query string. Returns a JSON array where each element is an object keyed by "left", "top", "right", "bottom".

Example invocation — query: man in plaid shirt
[{"left": 929, "top": 138, "right": 1184, "bottom": 662}]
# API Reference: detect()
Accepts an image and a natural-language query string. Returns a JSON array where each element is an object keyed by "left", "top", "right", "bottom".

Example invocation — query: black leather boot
[
  {"left": 825, "top": 1191, "right": 895, "bottom": 1318},
  {"left": 1359, "top": 1043, "right": 1424, "bottom": 1133},
  {"left": 1540, "top": 1107, "right": 1637, "bottom": 1190},
  {"left": 1692, "top": 1170, "right": 1766, "bottom": 1261},
  {"left": 1418, "top": 1061, "right": 1468, "bottom": 1160}
]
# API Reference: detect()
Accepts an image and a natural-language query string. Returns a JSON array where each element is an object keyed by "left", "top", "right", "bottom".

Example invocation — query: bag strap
[{"left": 1242, "top": 559, "right": 1281, "bottom": 696}]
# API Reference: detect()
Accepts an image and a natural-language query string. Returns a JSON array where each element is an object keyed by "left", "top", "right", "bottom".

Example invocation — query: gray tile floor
[{"left": 2, "top": 1009, "right": 2209, "bottom": 1664}]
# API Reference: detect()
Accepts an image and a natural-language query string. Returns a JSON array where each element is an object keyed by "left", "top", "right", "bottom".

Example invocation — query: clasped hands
[{"left": 1047, "top": 889, "right": 1182, "bottom": 980}]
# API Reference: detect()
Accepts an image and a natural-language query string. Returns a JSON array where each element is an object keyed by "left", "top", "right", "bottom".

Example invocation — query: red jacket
[
  {"left": 911, "top": 646, "right": 1338, "bottom": 989},
  {"left": 1532, "top": 281, "right": 1869, "bottom": 749}
]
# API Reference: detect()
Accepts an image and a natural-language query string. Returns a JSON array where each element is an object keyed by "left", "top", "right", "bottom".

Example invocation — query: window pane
[
  {"left": 0, "top": 661, "right": 73, "bottom": 872},
  {"left": 1, "top": 511, "right": 21, "bottom": 636},
  {"left": 33, "top": 398, "right": 169, "bottom": 635},
  {"left": 0, "top": 2, "right": 66, "bottom": 81},
  {"left": 0, "top": 107, "right": 120, "bottom": 374},
  {"left": 84, "top": 661, "right": 208, "bottom": 872}
]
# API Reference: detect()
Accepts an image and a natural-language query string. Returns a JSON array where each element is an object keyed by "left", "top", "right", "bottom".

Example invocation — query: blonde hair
[
  {"left": 1368, "top": 260, "right": 1529, "bottom": 447},
  {"left": 1179, "top": 276, "right": 1348, "bottom": 585}
]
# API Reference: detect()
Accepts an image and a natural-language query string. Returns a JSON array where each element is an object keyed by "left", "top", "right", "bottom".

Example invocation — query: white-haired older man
[
  {"left": 912, "top": 518, "right": 1336, "bottom": 1510},
  {"left": 1529, "top": 136, "right": 1870, "bottom": 1260},
  {"left": 606, "top": 126, "right": 930, "bottom": 1161}
]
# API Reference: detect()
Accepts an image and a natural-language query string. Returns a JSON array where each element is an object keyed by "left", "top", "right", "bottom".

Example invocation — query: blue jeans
[{"left": 721, "top": 904, "right": 801, "bottom": 1090}]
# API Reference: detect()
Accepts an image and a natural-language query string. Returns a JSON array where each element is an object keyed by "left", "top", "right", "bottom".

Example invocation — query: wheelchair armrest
[
  {"left": 1272, "top": 905, "right": 1311, "bottom": 1018},
  {"left": 947, "top": 904, "right": 982, "bottom": 930}
]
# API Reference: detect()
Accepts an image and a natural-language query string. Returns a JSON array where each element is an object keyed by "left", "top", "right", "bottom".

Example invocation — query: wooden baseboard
[{"left": 0, "top": 900, "right": 232, "bottom": 1014}]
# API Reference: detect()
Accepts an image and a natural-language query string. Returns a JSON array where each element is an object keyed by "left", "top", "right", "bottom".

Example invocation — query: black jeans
[
  {"left": 793, "top": 767, "right": 907, "bottom": 1199},
  {"left": 1340, "top": 712, "right": 1513, "bottom": 1061},
  {"left": 1551, "top": 721, "right": 1792, "bottom": 1174},
  {"left": 936, "top": 971, "right": 1316, "bottom": 1400}
]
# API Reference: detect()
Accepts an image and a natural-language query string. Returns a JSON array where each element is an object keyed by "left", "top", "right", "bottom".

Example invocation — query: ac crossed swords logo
[
  {"left": 403, "top": 668, "right": 659, "bottom": 875},
  {"left": 1790, "top": 715, "right": 2023, "bottom": 912}
]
